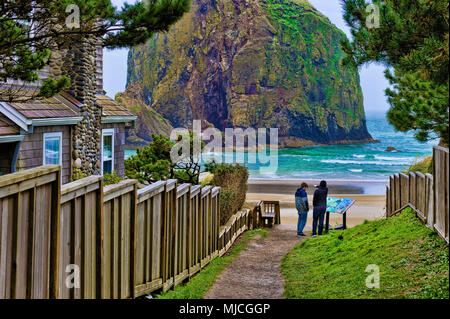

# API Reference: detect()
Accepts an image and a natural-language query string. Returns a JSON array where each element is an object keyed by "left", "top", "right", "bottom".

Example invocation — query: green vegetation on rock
[
  {"left": 115, "top": 83, "right": 173, "bottom": 148},
  {"left": 281, "top": 209, "right": 449, "bottom": 299},
  {"left": 126, "top": 0, "right": 374, "bottom": 147}
]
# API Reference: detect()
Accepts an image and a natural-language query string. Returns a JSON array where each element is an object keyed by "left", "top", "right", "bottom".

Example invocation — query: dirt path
[{"left": 205, "top": 224, "right": 306, "bottom": 299}]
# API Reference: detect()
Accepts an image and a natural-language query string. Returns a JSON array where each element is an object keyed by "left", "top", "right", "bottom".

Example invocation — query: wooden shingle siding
[
  {"left": 101, "top": 123, "right": 125, "bottom": 177},
  {"left": 17, "top": 126, "right": 72, "bottom": 184}
]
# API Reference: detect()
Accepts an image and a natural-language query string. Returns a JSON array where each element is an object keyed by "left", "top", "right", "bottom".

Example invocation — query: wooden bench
[{"left": 253, "top": 201, "right": 281, "bottom": 228}]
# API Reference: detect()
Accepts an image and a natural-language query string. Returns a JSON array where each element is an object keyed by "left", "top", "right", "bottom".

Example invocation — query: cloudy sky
[{"left": 103, "top": 0, "right": 390, "bottom": 117}]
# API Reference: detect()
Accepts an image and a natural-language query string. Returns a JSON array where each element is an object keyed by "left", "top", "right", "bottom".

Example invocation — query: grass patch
[
  {"left": 156, "top": 229, "right": 268, "bottom": 299},
  {"left": 403, "top": 156, "right": 433, "bottom": 174},
  {"left": 281, "top": 208, "right": 449, "bottom": 299}
]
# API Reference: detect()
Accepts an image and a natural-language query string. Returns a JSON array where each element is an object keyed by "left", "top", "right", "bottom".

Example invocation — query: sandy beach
[{"left": 246, "top": 179, "right": 387, "bottom": 230}]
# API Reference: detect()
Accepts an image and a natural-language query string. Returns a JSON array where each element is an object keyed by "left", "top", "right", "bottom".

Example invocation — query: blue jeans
[
  {"left": 312, "top": 208, "right": 326, "bottom": 235},
  {"left": 297, "top": 211, "right": 308, "bottom": 235}
]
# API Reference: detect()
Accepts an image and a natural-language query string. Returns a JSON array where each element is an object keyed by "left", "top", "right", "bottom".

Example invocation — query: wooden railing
[
  {"left": 386, "top": 146, "right": 449, "bottom": 243},
  {"left": 0, "top": 165, "right": 251, "bottom": 299}
]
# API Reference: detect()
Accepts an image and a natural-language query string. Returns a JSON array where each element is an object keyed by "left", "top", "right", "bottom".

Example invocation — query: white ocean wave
[
  {"left": 374, "top": 155, "right": 413, "bottom": 161},
  {"left": 348, "top": 169, "right": 363, "bottom": 172},
  {"left": 257, "top": 171, "right": 281, "bottom": 179},
  {"left": 320, "top": 159, "right": 411, "bottom": 165}
]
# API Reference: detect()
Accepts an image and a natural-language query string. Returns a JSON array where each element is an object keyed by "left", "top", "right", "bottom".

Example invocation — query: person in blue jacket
[{"left": 295, "top": 182, "right": 309, "bottom": 236}]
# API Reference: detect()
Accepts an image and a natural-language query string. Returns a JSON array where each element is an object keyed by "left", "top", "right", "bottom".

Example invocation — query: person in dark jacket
[
  {"left": 295, "top": 182, "right": 309, "bottom": 236},
  {"left": 312, "top": 180, "right": 328, "bottom": 236}
]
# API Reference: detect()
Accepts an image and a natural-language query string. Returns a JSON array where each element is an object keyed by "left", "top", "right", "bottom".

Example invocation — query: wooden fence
[
  {"left": 386, "top": 146, "right": 449, "bottom": 243},
  {"left": 0, "top": 165, "right": 251, "bottom": 299}
]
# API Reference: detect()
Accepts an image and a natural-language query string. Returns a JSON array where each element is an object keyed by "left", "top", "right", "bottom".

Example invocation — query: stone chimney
[
  {"left": 95, "top": 40, "right": 104, "bottom": 94},
  {"left": 49, "top": 34, "right": 103, "bottom": 176}
]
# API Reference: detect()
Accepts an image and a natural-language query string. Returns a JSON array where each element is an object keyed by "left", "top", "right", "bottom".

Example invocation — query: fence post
[
  {"left": 169, "top": 180, "right": 178, "bottom": 290},
  {"left": 208, "top": 190, "right": 213, "bottom": 258},
  {"left": 160, "top": 181, "right": 169, "bottom": 289},
  {"left": 216, "top": 188, "right": 220, "bottom": 253},
  {"left": 186, "top": 186, "right": 192, "bottom": 279},
  {"left": 385, "top": 186, "right": 390, "bottom": 217},
  {"left": 49, "top": 167, "right": 62, "bottom": 299},
  {"left": 426, "top": 174, "right": 434, "bottom": 229},
  {"left": 95, "top": 178, "right": 104, "bottom": 299},
  {"left": 130, "top": 182, "right": 138, "bottom": 299},
  {"left": 393, "top": 174, "right": 397, "bottom": 211},
  {"left": 409, "top": 172, "right": 416, "bottom": 208},
  {"left": 399, "top": 173, "right": 409, "bottom": 207}
]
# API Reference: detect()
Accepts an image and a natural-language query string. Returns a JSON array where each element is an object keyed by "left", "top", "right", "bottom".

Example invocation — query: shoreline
[
  {"left": 248, "top": 178, "right": 388, "bottom": 196},
  {"left": 246, "top": 193, "right": 386, "bottom": 229},
  {"left": 124, "top": 138, "right": 380, "bottom": 152}
]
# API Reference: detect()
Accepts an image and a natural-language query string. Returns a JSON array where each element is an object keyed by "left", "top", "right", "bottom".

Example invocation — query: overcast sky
[{"left": 103, "top": 0, "right": 390, "bottom": 117}]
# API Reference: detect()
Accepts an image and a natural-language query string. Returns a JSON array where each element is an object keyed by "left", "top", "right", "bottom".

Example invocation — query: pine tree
[
  {"left": 0, "top": 0, "right": 191, "bottom": 102},
  {"left": 341, "top": 0, "right": 449, "bottom": 145}
]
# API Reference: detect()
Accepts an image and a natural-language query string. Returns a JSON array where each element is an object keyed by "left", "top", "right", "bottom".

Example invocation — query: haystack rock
[{"left": 126, "top": 0, "right": 374, "bottom": 147}]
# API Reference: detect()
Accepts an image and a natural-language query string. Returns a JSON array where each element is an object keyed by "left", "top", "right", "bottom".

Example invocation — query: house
[{"left": 0, "top": 38, "right": 136, "bottom": 184}]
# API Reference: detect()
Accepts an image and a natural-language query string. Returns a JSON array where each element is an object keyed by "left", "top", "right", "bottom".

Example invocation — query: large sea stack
[{"left": 125, "top": 0, "right": 374, "bottom": 147}]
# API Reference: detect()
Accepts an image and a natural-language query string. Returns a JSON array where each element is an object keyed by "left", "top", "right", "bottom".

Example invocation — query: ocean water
[{"left": 125, "top": 117, "right": 436, "bottom": 181}]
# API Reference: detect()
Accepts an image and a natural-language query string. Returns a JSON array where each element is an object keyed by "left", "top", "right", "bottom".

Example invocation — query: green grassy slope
[{"left": 281, "top": 209, "right": 449, "bottom": 299}]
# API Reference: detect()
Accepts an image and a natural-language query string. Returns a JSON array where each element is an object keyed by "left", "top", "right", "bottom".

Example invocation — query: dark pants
[{"left": 312, "top": 207, "right": 326, "bottom": 235}]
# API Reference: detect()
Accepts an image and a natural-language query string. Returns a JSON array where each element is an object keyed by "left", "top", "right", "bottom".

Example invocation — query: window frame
[
  {"left": 43, "top": 132, "right": 63, "bottom": 166},
  {"left": 101, "top": 128, "right": 115, "bottom": 175}
]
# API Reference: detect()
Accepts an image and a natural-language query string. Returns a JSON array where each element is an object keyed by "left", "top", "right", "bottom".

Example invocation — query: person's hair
[
  {"left": 301, "top": 182, "right": 308, "bottom": 188},
  {"left": 319, "top": 180, "right": 327, "bottom": 188}
]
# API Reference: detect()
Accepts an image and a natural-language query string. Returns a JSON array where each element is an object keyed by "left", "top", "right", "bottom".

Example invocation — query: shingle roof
[
  {"left": 7, "top": 93, "right": 80, "bottom": 119},
  {"left": 0, "top": 114, "right": 19, "bottom": 136},
  {"left": 96, "top": 94, "right": 135, "bottom": 118},
  {"left": 1, "top": 90, "right": 134, "bottom": 127}
]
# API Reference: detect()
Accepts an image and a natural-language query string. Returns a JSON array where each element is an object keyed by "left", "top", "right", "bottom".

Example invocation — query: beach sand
[{"left": 246, "top": 179, "right": 386, "bottom": 230}]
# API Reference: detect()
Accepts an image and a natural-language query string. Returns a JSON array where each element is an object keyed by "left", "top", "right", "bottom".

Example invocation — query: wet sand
[
  {"left": 248, "top": 178, "right": 387, "bottom": 195},
  {"left": 246, "top": 179, "right": 386, "bottom": 229}
]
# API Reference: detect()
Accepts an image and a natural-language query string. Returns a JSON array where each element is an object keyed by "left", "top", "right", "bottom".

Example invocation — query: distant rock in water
[
  {"left": 126, "top": 0, "right": 374, "bottom": 147},
  {"left": 385, "top": 146, "right": 399, "bottom": 152},
  {"left": 115, "top": 83, "right": 173, "bottom": 148}
]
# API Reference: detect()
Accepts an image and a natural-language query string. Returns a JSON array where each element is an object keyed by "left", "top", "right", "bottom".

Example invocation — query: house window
[
  {"left": 101, "top": 129, "right": 114, "bottom": 174},
  {"left": 43, "top": 132, "right": 62, "bottom": 166}
]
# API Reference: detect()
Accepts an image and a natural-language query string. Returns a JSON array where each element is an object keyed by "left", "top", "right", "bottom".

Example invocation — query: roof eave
[
  {"left": 0, "top": 101, "right": 32, "bottom": 131},
  {"left": 32, "top": 117, "right": 82, "bottom": 126},
  {"left": 0, "top": 134, "right": 25, "bottom": 143},
  {"left": 101, "top": 116, "right": 137, "bottom": 124}
]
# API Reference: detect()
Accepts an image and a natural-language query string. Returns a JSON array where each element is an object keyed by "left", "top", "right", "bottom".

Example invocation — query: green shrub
[
  {"left": 103, "top": 171, "right": 124, "bottom": 186},
  {"left": 71, "top": 167, "right": 88, "bottom": 182},
  {"left": 125, "top": 133, "right": 203, "bottom": 184},
  {"left": 205, "top": 162, "right": 249, "bottom": 225}
]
